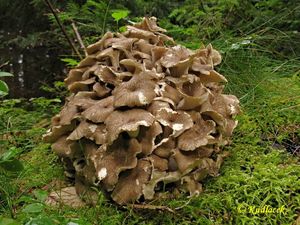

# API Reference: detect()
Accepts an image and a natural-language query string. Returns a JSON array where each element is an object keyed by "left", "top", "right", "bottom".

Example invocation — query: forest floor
[{"left": 0, "top": 40, "right": 299, "bottom": 225}]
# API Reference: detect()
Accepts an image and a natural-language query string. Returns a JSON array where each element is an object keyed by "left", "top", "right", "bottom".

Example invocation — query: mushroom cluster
[{"left": 44, "top": 17, "right": 240, "bottom": 205}]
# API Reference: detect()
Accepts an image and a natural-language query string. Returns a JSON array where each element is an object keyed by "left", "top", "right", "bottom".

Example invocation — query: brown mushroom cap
[
  {"left": 147, "top": 100, "right": 171, "bottom": 116},
  {"left": 154, "top": 81, "right": 182, "bottom": 105},
  {"left": 178, "top": 114, "right": 216, "bottom": 151},
  {"left": 198, "top": 70, "right": 228, "bottom": 84},
  {"left": 82, "top": 96, "right": 114, "bottom": 123},
  {"left": 201, "top": 94, "right": 240, "bottom": 136},
  {"left": 207, "top": 44, "right": 222, "bottom": 66},
  {"left": 111, "top": 159, "right": 152, "bottom": 204},
  {"left": 153, "top": 138, "right": 175, "bottom": 158},
  {"left": 86, "top": 32, "right": 114, "bottom": 55},
  {"left": 177, "top": 80, "right": 210, "bottom": 110},
  {"left": 92, "top": 137, "right": 142, "bottom": 191},
  {"left": 96, "top": 48, "right": 120, "bottom": 70},
  {"left": 67, "top": 121, "right": 107, "bottom": 145},
  {"left": 160, "top": 45, "right": 192, "bottom": 68},
  {"left": 134, "top": 17, "right": 167, "bottom": 33},
  {"left": 112, "top": 76, "right": 156, "bottom": 107},
  {"left": 68, "top": 77, "right": 96, "bottom": 93},
  {"left": 112, "top": 37, "right": 138, "bottom": 52},
  {"left": 137, "top": 121, "right": 163, "bottom": 156},
  {"left": 125, "top": 26, "right": 159, "bottom": 44},
  {"left": 181, "top": 176, "right": 203, "bottom": 197},
  {"left": 92, "top": 82, "right": 111, "bottom": 98},
  {"left": 148, "top": 154, "right": 168, "bottom": 171},
  {"left": 156, "top": 108, "right": 193, "bottom": 137},
  {"left": 43, "top": 122, "right": 76, "bottom": 143},
  {"left": 119, "top": 59, "right": 144, "bottom": 74},
  {"left": 51, "top": 135, "right": 80, "bottom": 159},
  {"left": 77, "top": 55, "right": 97, "bottom": 68},
  {"left": 105, "top": 109, "right": 155, "bottom": 144},
  {"left": 64, "top": 68, "right": 86, "bottom": 87},
  {"left": 135, "top": 39, "right": 154, "bottom": 55},
  {"left": 143, "top": 170, "right": 181, "bottom": 200}
]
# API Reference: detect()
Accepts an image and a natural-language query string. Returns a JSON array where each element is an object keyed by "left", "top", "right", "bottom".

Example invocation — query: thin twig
[
  {"left": 126, "top": 203, "right": 176, "bottom": 214},
  {"left": 102, "top": 0, "right": 111, "bottom": 36},
  {"left": 174, "top": 198, "right": 192, "bottom": 210},
  {"left": 71, "top": 21, "right": 87, "bottom": 57},
  {"left": 0, "top": 61, "right": 9, "bottom": 69},
  {"left": 44, "top": 0, "right": 83, "bottom": 59}
]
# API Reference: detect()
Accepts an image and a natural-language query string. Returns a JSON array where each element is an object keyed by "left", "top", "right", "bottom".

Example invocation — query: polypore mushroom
[{"left": 45, "top": 17, "right": 240, "bottom": 205}]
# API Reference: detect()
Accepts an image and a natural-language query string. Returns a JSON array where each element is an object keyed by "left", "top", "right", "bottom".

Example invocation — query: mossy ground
[{"left": 0, "top": 44, "right": 299, "bottom": 225}]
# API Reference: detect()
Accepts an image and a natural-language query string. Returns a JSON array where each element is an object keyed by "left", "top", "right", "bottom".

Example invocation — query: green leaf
[
  {"left": 0, "top": 72, "right": 13, "bottom": 77},
  {"left": 119, "top": 26, "right": 127, "bottom": 32},
  {"left": 33, "top": 190, "right": 48, "bottom": 202},
  {"left": 0, "top": 80, "right": 9, "bottom": 95},
  {"left": 61, "top": 58, "right": 79, "bottom": 67},
  {"left": 0, "top": 90, "right": 8, "bottom": 96},
  {"left": 0, "top": 217, "right": 20, "bottom": 225},
  {"left": 17, "top": 195, "right": 35, "bottom": 204},
  {"left": 0, "top": 147, "right": 22, "bottom": 161},
  {"left": 0, "top": 159, "right": 24, "bottom": 172},
  {"left": 111, "top": 10, "right": 129, "bottom": 22},
  {"left": 22, "top": 203, "right": 44, "bottom": 213},
  {"left": 25, "top": 216, "right": 54, "bottom": 225}
]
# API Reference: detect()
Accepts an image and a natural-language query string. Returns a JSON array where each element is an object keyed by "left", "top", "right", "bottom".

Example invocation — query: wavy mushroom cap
[
  {"left": 92, "top": 137, "right": 142, "bottom": 191},
  {"left": 147, "top": 100, "right": 171, "bottom": 116},
  {"left": 125, "top": 26, "right": 159, "bottom": 44},
  {"left": 154, "top": 81, "right": 182, "bottom": 105},
  {"left": 178, "top": 113, "right": 216, "bottom": 151},
  {"left": 177, "top": 80, "right": 210, "bottom": 110},
  {"left": 160, "top": 45, "right": 192, "bottom": 68},
  {"left": 67, "top": 121, "right": 107, "bottom": 145},
  {"left": 96, "top": 48, "right": 120, "bottom": 71},
  {"left": 119, "top": 59, "right": 144, "bottom": 74},
  {"left": 86, "top": 32, "right": 114, "bottom": 55},
  {"left": 51, "top": 135, "right": 80, "bottom": 159},
  {"left": 82, "top": 96, "right": 114, "bottom": 123},
  {"left": 134, "top": 17, "right": 167, "bottom": 33},
  {"left": 105, "top": 109, "right": 155, "bottom": 144},
  {"left": 137, "top": 121, "right": 163, "bottom": 156},
  {"left": 156, "top": 108, "right": 193, "bottom": 137},
  {"left": 77, "top": 55, "right": 97, "bottom": 68},
  {"left": 111, "top": 159, "right": 151, "bottom": 204},
  {"left": 43, "top": 122, "right": 76, "bottom": 143},
  {"left": 64, "top": 68, "right": 86, "bottom": 87},
  {"left": 112, "top": 76, "right": 156, "bottom": 107}
]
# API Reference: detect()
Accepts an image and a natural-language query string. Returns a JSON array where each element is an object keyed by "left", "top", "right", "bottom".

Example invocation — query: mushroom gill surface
[{"left": 44, "top": 17, "right": 240, "bottom": 205}]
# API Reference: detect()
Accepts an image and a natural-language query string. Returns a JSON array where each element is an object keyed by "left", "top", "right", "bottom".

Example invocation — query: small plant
[
  {"left": 60, "top": 58, "right": 79, "bottom": 67},
  {"left": 0, "top": 71, "right": 13, "bottom": 97},
  {"left": 0, "top": 147, "right": 24, "bottom": 172},
  {"left": 111, "top": 9, "right": 130, "bottom": 31}
]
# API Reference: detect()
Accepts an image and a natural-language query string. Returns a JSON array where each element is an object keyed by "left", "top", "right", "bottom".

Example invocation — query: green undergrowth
[{"left": 0, "top": 47, "right": 299, "bottom": 224}]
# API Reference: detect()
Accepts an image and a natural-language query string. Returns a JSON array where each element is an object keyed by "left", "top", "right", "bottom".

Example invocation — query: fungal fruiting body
[{"left": 44, "top": 17, "right": 240, "bottom": 205}]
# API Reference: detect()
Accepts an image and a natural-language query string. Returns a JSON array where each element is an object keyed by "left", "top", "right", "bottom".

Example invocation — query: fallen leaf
[{"left": 45, "top": 187, "right": 86, "bottom": 208}]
